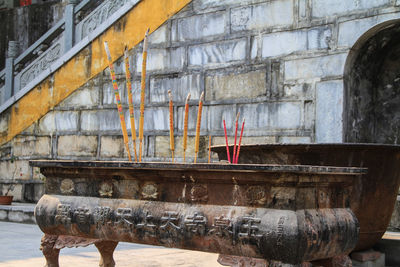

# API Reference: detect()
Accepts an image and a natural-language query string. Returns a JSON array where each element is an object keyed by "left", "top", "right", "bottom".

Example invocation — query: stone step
[{"left": 0, "top": 202, "right": 36, "bottom": 224}]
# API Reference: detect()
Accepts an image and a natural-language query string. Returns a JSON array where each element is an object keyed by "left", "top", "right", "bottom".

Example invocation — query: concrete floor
[{"left": 0, "top": 221, "right": 222, "bottom": 267}]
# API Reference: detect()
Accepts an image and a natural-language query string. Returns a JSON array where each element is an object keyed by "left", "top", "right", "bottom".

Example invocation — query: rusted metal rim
[
  {"left": 29, "top": 160, "right": 367, "bottom": 175},
  {"left": 211, "top": 143, "right": 400, "bottom": 152}
]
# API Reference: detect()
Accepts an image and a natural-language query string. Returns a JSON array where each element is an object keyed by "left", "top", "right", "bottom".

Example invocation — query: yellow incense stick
[
  {"left": 139, "top": 28, "right": 149, "bottom": 162},
  {"left": 194, "top": 92, "right": 204, "bottom": 163},
  {"left": 103, "top": 41, "right": 132, "bottom": 161},
  {"left": 168, "top": 90, "right": 175, "bottom": 162},
  {"left": 183, "top": 93, "right": 191, "bottom": 162},
  {"left": 124, "top": 47, "right": 138, "bottom": 162}
]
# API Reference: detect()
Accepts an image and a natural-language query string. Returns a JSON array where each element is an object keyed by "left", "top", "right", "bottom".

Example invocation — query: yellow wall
[{"left": 0, "top": 0, "right": 191, "bottom": 146}]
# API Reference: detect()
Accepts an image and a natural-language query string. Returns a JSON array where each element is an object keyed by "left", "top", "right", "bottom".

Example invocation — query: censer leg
[
  {"left": 40, "top": 234, "right": 60, "bottom": 267},
  {"left": 95, "top": 240, "right": 119, "bottom": 267}
]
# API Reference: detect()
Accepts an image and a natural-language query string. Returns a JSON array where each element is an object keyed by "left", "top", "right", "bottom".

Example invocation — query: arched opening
[{"left": 344, "top": 19, "right": 400, "bottom": 144}]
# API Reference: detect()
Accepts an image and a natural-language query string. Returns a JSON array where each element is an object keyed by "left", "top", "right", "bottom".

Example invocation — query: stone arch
[{"left": 344, "top": 19, "right": 400, "bottom": 144}]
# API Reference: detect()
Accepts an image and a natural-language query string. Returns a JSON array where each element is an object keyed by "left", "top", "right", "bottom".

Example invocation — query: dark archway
[{"left": 344, "top": 20, "right": 400, "bottom": 144}]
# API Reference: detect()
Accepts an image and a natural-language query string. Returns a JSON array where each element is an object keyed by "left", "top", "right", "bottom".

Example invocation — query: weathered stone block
[
  {"left": 0, "top": 160, "right": 30, "bottom": 180},
  {"left": 59, "top": 86, "right": 99, "bottom": 108},
  {"left": 231, "top": 0, "right": 294, "bottom": 32},
  {"left": 213, "top": 136, "right": 276, "bottom": 147},
  {"left": 284, "top": 53, "right": 347, "bottom": 80},
  {"left": 315, "top": 80, "right": 343, "bottom": 143},
  {"left": 194, "top": 0, "right": 245, "bottom": 10},
  {"left": 283, "top": 83, "right": 313, "bottom": 99},
  {"left": 143, "top": 107, "right": 170, "bottom": 131},
  {"left": 150, "top": 74, "right": 202, "bottom": 103},
  {"left": 100, "top": 136, "right": 125, "bottom": 158},
  {"left": 136, "top": 47, "right": 185, "bottom": 73},
  {"left": 80, "top": 110, "right": 121, "bottom": 132},
  {"left": 155, "top": 135, "right": 208, "bottom": 159},
  {"left": 12, "top": 136, "right": 51, "bottom": 157},
  {"left": 338, "top": 13, "right": 398, "bottom": 48},
  {"left": 148, "top": 23, "right": 167, "bottom": 45},
  {"left": 0, "top": 111, "right": 10, "bottom": 134},
  {"left": 278, "top": 136, "right": 311, "bottom": 143},
  {"left": 238, "top": 102, "right": 302, "bottom": 130},
  {"left": 205, "top": 71, "right": 266, "bottom": 101},
  {"left": 172, "top": 12, "right": 226, "bottom": 42},
  {"left": 312, "top": 0, "right": 391, "bottom": 18},
  {"left": 103, "top": 77, "right": 142, "bottom": 106},
  {"left": 262, "top": 30, "right": 307, "bottom": 58},
  {"left": 177, "top": 105, "right": 208, "bottom": 131},
  {"left": 262, "top": 26, "right": 331, "bottom": 57},
  {"left": 57, "top": 135, "right": 98, "bottom": 157},
  {"left": 38, "top": 111, "right": 79, "bottom": 133},
  {"left": 188, "top": 39, "right": 246, "bottom": 66},
  {"left": 55, "top": 111, "right": 79, "bottom": 132}
]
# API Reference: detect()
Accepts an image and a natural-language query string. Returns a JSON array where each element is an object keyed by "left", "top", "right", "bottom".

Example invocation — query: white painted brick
[
  {"left": 283, "top": 83, "right": 313, "bottom": 98},
  {"left": 284, "top": 53, "right": 347, "bottom": 80},
  {"left": 173, "top": 12, "right": 226, "bottom": 42},
  {"left": 188, "top": 39, "right": 246, "bottom": 66},
  {"left": 299, "top": 0, "right": 307, "bottom": 19},
  {"left": 136, "top": 47, "right": 185, "bottom": 73},
  {"left": 194, "top": 0, "right": 244, "bottom": 10},
  {"left": 315, "top": 80, "right": 343, "bottom": 143},
  {"left": 262, "top": 27, "right": 331, "bottom": 58},
  {"left": 231, "top": 0, "right": 294, "bottom": 32},
  {"left": 338, "top": 13, "right": 399, "bottom": 48},
  {"left": 38, "top": 112, "right": 56, "bottom": 133},
  {"left": 150, "top": 74, "right": 202, "bottom": 103},
  {"left": 312, "top": 0, "right": 391, "bottom": 18}
]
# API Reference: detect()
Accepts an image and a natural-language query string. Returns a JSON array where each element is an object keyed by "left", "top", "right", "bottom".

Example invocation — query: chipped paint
[{"left": 0, "top": 0, "right": 191, "bottom": 146}]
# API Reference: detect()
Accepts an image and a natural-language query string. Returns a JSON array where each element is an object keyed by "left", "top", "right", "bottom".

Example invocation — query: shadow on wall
[{"left": 344, "top": 19, "right": 400, "bottom": 144}]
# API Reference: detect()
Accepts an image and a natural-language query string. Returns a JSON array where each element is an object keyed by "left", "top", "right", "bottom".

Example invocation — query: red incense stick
[
  {"left": 223, "top": 119, "right": 231, "bottom": 163},
  {"left": 235, "top": 119, "right": 245, "bottom": 164},
  {"left": 232, "top": 112, "right": 240, "bottom": 164}
]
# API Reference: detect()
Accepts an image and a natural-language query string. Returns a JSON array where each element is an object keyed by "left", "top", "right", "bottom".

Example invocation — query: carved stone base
[
  {"left": 40, "top": 234, "right": 118, "bottom": 267},
  {"left": 95, "top": 240, "right": 118, "bottom": 267},
  {"left": 40, "top": 234, "right": 60, "bottom": 267}
]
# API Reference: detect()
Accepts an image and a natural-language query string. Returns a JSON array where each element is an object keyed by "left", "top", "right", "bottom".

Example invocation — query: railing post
[
  {"left": 5, "top": 41, "right": 18, "bottom": 101},
  {"left": 64, "top": 0, "right": 79, "bottom": 51}
]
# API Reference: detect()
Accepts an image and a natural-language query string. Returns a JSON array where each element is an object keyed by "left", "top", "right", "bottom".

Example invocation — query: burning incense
[
  {"left": 124, "top": 47, "right": 138, "bottom": 162},
  {"left": 139, "top": 28, "right": 149, "bottom": 162},
  {"left": 208, "top": 135, "right": 211, "bottom": 163},
  {"left": 168, "top": 90, "right": 175, "bottom": 162},
  {"left": 183, "top": 93, "right": 191, "bottom": 162},
  {"left": 194, "top": 92, "right": 204, "bottom": 163},
  {"left": 103, "top": 41, "right": 132, "bottom": 162},
  {"left": 223, "top": 119, "right": 231, "bottom": 163},
  {"left": 235, "top": 119, "right": 245, "bottom": 164},
  {"left": 232, "top": 112, "right": 240, "bottom": 164}
]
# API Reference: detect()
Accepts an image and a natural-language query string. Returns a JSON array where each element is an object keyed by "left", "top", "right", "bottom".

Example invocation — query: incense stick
[
  {"left": 223, "top": 119, "right": 231, "bottom": 163},
  {"left": 235, "top": 119, "right": 245, "bottom": 164},
  {"left": 124, "top": 47, "right": 138, "bottom": 162},
  {"left": 194, "top": 92, "right": 204, "bottom": 163},
  {"left": 183, "top": 93, "right": 191, "bottom": 162},
  {"left": 208, "top": 135, "right": 211, "bottom": 163},
  {"left": 232, "top": 112, "right": 240, "bottom": 164},
  {"left": 168, "top": 90, "right": 175, "bottom": 162},
  {"left": 139, "top": 28, "right": 149, "bottom": 162},
  {"left": 103, "top": 41, "right": 132, "bottom": 162}
]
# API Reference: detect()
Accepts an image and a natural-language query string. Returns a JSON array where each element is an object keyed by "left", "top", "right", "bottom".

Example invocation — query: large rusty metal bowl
[{"left": 211, "top": 143, "right": 400, "bottom": 251}]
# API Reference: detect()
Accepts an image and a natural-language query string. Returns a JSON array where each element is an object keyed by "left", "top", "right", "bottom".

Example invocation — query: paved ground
[{"left": 0, "top": 221, "right": 222, "bottom": 267}]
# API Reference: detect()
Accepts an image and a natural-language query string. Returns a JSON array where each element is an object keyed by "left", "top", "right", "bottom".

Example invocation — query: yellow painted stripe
[{"left": 0, "top": 0, "right": 191, "bottom": 146}]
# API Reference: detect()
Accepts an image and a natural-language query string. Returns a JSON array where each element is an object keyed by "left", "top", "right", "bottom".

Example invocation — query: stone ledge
[{"left": 0, "top": 202, "right": 36, "bottom": 224}]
